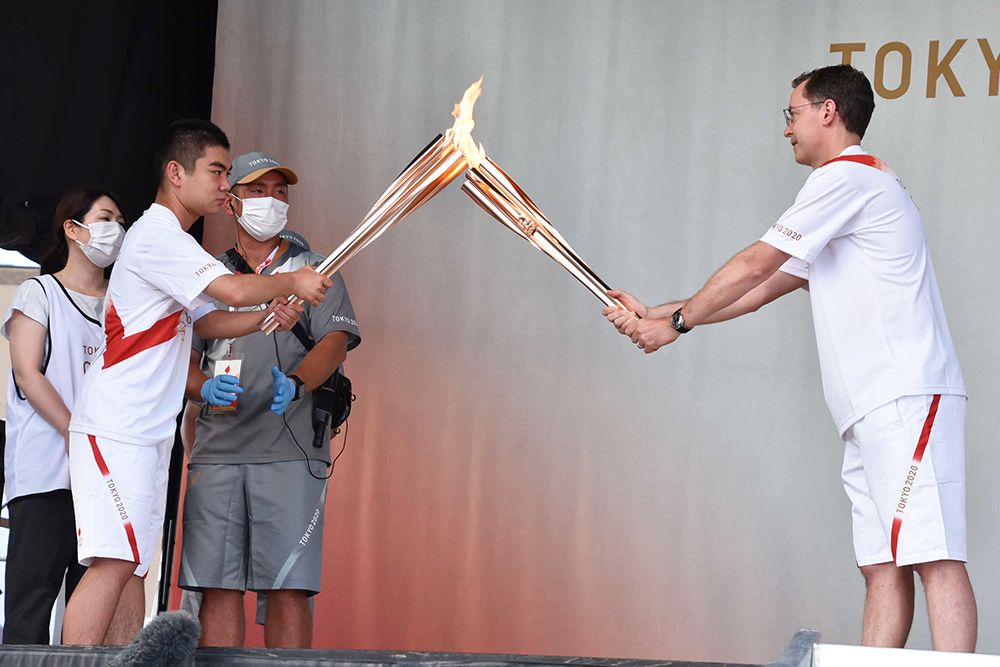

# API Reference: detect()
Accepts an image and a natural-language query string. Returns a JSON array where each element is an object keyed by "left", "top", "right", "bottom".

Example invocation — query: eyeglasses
[{"left": 783, "top": 101, "right": 825, "bottom": 126}]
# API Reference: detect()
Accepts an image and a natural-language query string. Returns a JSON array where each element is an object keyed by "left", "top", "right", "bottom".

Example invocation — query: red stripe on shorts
[
  {"left": 890, "top": 395, "right": 941, "bottom": 563},
  {"left": 88, "top": 435, "right": 141, "bottom": 564}
]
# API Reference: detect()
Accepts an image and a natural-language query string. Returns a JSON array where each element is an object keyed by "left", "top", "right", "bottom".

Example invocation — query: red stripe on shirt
[
  {"left": 890, "top": 395, "right": 942, "bottom": 563},
  {"left": 88, "top": 434, "right": 141, "bottom": 564},
  {"left": 821, "top": 154, "right": 892, "bottom": 175},
  {"left": 103, "top": 299, "right": 182, "bottom": 369}
]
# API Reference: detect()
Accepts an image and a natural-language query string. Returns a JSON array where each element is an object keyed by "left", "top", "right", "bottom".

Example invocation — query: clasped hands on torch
[
  {"left": 254, "top": 264, "right": 332, "bottom": 330},
  {"left": 602, "top": 289, "right": 682, "bottom": 354},
  {"left": 257, "top": 266, "right": 329, "bottom": 331},
  {"left": 288, "top": 266, "right": 333, "bottom": 307}
]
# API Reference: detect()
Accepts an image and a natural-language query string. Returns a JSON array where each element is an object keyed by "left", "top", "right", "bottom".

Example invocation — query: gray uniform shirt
[{"left": 190, "top": 244, "right": 361, "bottom": 465}]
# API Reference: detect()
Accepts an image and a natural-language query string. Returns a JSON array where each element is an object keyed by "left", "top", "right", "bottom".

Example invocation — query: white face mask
[
  {"left": 72, "top": 220, "right": 125, "bottom": 268},
  {"left": 230, "top": 194, "right": 289, "bottom": 242}
]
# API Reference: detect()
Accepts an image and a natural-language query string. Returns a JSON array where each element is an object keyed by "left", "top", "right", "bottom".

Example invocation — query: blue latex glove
[
  {"left": 201, "top": 374, "right": 242, "bottom": 406},
  {"left": 270, "top": 366, "right": 295, "bottom": 415}
]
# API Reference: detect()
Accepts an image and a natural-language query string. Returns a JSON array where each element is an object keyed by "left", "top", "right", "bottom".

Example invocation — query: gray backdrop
[{"left": 204, "top": 0, "right": 1000, "bottom": 662}]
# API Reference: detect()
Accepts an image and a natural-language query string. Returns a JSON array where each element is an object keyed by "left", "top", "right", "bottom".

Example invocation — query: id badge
[{"left": 208, "top": 356, "right": 243, "bottom": 413}]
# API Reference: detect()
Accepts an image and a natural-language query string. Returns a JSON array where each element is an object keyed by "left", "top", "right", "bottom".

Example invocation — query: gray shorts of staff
[{"left": 178, "top": 459, "right": 328, "bottom": 596}]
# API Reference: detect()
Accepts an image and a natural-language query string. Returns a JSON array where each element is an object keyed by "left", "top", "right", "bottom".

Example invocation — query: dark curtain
[{"left": 0, "top": 0, "right": 217, "bottom": 258}]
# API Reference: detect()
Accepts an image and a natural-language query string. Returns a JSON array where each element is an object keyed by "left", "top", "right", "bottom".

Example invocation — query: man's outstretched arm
[
  {"left": 700, "top": 268, "right": 806, "bottom": 324},
  {"left": 608, "top": 242, "right": 803, "bottom": 353},
  {"left": 605, "top": 264, "right": 805, "bottom": 334},
  {"left": 679, "top": 241, "right": 794, "bottom": 326}
]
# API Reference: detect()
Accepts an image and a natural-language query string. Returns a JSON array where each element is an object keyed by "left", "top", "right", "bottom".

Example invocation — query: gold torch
[
  {"left": 260, "top": 78, "right": 485, "bottom": 334},
  {"left": 461, "top": 155, "right": 637, "bottom": 316}
]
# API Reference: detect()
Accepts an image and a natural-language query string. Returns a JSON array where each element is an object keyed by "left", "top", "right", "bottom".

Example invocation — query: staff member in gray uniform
[{"left": 179, "top": 152, "right": 361, "bottom": 649}]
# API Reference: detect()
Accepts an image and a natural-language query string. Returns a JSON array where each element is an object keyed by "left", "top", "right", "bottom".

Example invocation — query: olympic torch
[
  {"left": 461, "top": 154, "right": 637, "bottom": 315},
  {"left": 260, "top": 78, "right": 485, "bottom": 334}
]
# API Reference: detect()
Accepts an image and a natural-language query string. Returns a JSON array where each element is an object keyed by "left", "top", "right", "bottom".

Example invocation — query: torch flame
[{"left": 445, "top": 77, "right": 486, "bottom": 168}]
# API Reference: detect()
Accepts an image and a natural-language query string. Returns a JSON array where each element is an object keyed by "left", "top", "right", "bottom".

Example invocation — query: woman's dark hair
[{"left": 39, "top": 186, "right": 123, "bottom": 275}]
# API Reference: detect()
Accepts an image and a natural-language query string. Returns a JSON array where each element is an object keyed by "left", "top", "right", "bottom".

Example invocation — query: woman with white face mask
[{"left": 1, "top": 185, "right": 126, "bottom": 645}]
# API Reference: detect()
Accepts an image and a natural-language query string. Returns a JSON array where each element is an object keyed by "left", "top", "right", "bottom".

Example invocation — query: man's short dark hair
[
  {"left": 792, "top": 65, "right": 875, "bottom": 139},
  {"left": 154, "top": 119, "right": 230, "bottom": 186}
]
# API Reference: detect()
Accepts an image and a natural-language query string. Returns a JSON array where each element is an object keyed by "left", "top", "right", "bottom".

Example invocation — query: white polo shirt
[
  {"left": 761, "top": 146, "right": 965, "bottom": 435},
  {"left": 70, "top": 204, "right": 231, "bottom": 446}
]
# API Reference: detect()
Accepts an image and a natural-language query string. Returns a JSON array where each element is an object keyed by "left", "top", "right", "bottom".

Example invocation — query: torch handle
[
  {"left": 608, "top": 295, "right": 641, "bottom": 317},
  {"left": 259, "top": 253, "right": 350, "bottom": 334},
  {"left": 588, "top": 279, "right": 639, "bottom": 316},
  {"left": 259, "top": 293, "right": 305, "bottom": 334}
]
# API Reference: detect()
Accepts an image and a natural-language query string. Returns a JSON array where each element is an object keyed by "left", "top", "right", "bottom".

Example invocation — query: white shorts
[
  {"left": 68, "top": 432, "right": 173, "bottom": 577},
  {"left": 842, "top": 394, "right": 967, "bottom": 567}
]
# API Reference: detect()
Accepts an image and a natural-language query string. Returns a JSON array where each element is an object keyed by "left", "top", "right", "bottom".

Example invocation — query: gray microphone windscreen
[{"left": 104, "top": 610, "right": 200, "bottom": 667}]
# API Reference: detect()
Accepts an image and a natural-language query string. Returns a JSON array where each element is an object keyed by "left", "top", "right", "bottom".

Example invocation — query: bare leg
[
  {"left": 62, "top": 558, "right": 136, "bottom": 645},
  {"left": 860, "top": 562, "right": 914, "bottom": 648},
  {"left": 914, "top": 560, "right": 977, "bottom": 652},
  {"left": 104, "top": 575, "right": 145, "bottom": 645},
  {"left": 199, "top": 588, "right": 245, "bottom": 647},
  {"left": 264, "top": 590, "right": 312, "bottom": 648}
]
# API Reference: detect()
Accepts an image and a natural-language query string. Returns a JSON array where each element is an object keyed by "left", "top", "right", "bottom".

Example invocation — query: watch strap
[
  {"left": 288, "top": 374, "right": 305, "bottom": 401},
  {"left": 671, "top": 309, "right": 692, "bottom": 334}
]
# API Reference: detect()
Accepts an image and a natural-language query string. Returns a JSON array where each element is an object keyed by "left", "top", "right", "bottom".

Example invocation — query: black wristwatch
[
  {"left": 670, "top": 309, "right": 692, "bottom": 334},
  {"left": 288, "top": 374, "right": 305, "bottom": 401}
]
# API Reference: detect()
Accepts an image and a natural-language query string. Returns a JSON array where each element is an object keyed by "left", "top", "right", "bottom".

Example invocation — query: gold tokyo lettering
[
  {"left": 106, "top": 478, "right": 129, "bottom": 522},
  {"left": 195, "top": 262, "right": 217, "bottom": 276},
  {"left": 770, "top": 223, "right": 802, "bottom": 241},
  {"left": 897, "top": 464, "right": 919, "bottom": 514},
  {"left": 830, "top": 38, "right": 1000, "bottom": 98}
]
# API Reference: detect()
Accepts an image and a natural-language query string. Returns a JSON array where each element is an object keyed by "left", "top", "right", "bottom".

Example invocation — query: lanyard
[
  {"left": 224, "top": 244, "right": 282, "bottom": 355},
  {"left": 254, "top": 245, "right": 280, "bottom": 274}
]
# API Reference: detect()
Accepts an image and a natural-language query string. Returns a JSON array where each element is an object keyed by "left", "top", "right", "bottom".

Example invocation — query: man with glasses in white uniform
[{"left": 604, "top": 64, "right": 975, "bottom": 652}]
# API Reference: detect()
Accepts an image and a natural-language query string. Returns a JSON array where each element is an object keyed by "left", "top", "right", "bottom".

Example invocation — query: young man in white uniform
[
  {"left": 604, "top": 65, "right": 975, "bottom": 651},
  {"left": 62, "top": 119, "right": 333, "bottom": 646}
]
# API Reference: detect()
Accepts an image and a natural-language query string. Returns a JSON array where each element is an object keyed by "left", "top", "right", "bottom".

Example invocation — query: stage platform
[
  {"left": 7, "top": 630, "right": 993, "bottom": 667},
  {"left": 0, "top": 646, "right": 758, "bottom": 667}
]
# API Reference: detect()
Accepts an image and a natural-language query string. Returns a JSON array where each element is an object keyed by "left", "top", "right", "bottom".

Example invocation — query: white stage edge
[
  {"left": 778, "top": 629, "right": 1000, "bottom": 666},
  {"left": 817, "top": 643, "right": 1000, "bottom": 666}
]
